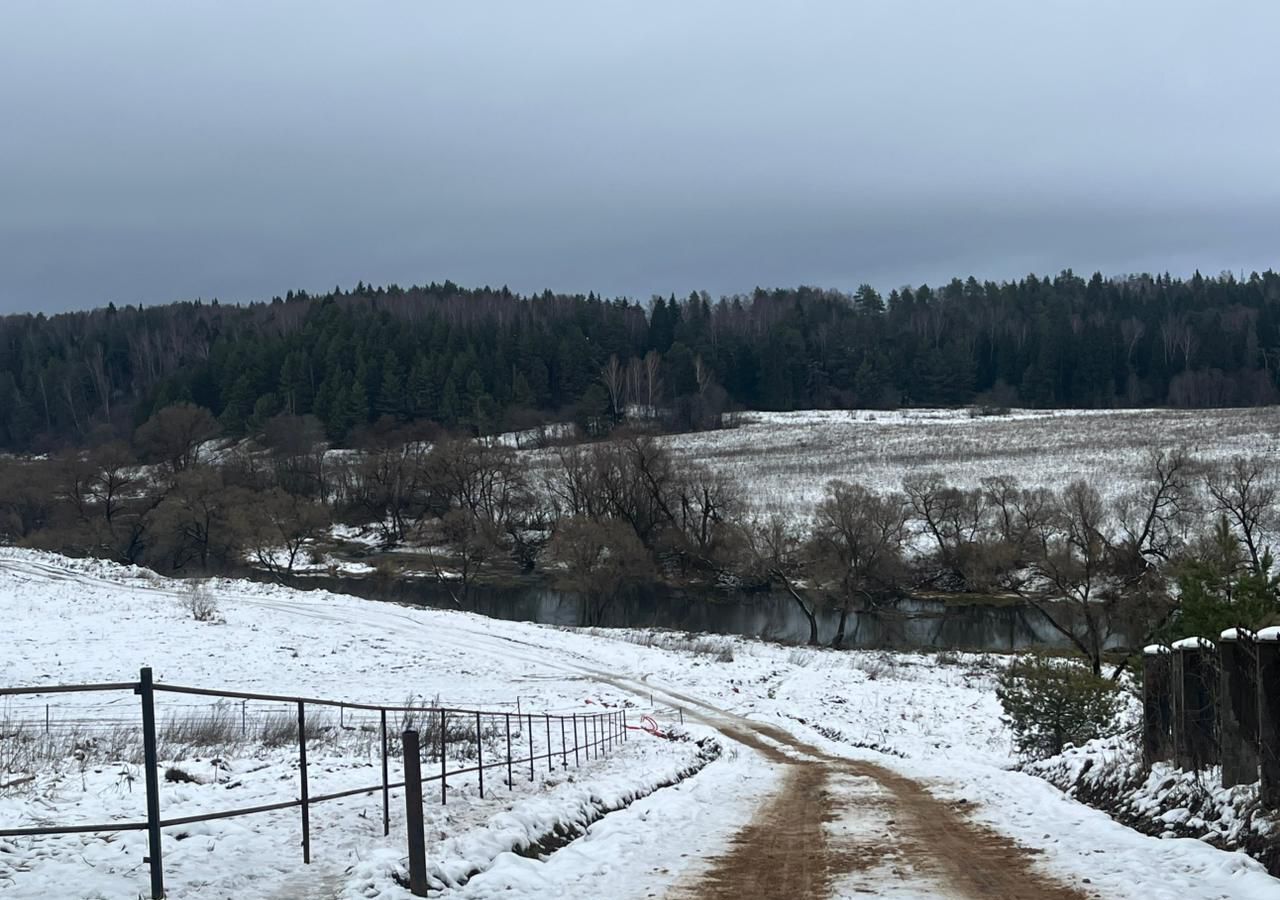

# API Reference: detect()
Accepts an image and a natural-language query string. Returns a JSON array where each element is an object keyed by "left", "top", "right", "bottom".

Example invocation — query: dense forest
[{"left": 2, "top": 268, "right": 1279, "bottom": 451}]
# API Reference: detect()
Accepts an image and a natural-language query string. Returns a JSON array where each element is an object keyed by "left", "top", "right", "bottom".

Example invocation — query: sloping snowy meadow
[
  {"left": 652, "top": 407, "right": 1280, "bottom": 519},
  {"left": 3, "top": 549, "right": 1280, "bottom": 898}
]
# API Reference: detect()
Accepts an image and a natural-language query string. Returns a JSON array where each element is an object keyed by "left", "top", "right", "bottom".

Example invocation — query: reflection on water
[{"left": 297, "top": 576, "right": 1135, "bottom": 653}]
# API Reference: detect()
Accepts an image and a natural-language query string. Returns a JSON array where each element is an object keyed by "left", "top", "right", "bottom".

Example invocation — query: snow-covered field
[
  {"left": 652, "top": 407, "right": 1280, "bottom": 519},
  {"left": 3, "top": 549, "right": 1279, "bottom": 899}
]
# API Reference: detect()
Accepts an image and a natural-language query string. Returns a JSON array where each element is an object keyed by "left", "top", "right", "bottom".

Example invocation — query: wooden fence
[{"left": 1142, "top": 628, "right": 1280, "bottom": 808}]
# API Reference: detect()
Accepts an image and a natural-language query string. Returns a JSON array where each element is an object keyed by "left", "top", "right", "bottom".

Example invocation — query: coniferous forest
[{"left": 2, "top": 268, "right": 1279, "bottom": 451}]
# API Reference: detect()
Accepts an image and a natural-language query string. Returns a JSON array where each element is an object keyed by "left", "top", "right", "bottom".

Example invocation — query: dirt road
[{"left": 590, "top": 672, "right": 1094, "bottom": 900}]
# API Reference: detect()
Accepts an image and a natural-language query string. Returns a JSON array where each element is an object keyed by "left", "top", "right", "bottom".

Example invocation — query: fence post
[
  {"left": 137, "top": 667, "right": 165, "bottom": 900},
  {"left": 241, "top": 700, "right": 247, "bottom": 738},
  {"left": 622, "top": 709, "right": 628, "bottom": 742},
  {"left": 381, "top": 709, "right": 390, "bottom": 836},
  {"left": 545, "top": 714, "right": 552, "bottom": 772},
  {"left": 1141, "top": 645, "right": 1174, "bottom": 768},
  {"left": 1173, "top": 637, "right": 1219, "bottom": 771},
  {"left": 298, "top": 700, "right": 310, "bottom": 863},
  {"left": 560, "top": 716, "right": 567, "bottom": 768},
  {"left": 1218, "top": 629, "right": 1260, "bottom": 788},
  {"left": 402, "top": 730, "right": 428, "bottom": 897},
  {"left": 527, "top": 713, "right": 534, "bottom": 781},
  {"left": 476, "top": 711, "right": 484, "bottom": 799},
  {"left": 440, "top": 710, "right": 447, "bottom": 805},
  {"left": 573, "top": 714, "right": 580, "bottom": 766},
  {"left": 1259, "top": 628, "right": 1280, "bottom": 809},
  {"left": 505, "top": 713, "right": 513, "bottom": 789}
]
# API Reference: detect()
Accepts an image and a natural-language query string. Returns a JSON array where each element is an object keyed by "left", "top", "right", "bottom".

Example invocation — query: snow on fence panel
[
  {"left": 1143, "top": 632, "right": 1280, "bottom": 808},
  {"left": 0, "top": 668, "right": 639, "bottom": 900}
]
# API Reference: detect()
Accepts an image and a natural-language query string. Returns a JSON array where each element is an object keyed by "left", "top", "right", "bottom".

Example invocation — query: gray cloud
[{"left": 2, "top": 0, "right": 1278, "bottom": 313}]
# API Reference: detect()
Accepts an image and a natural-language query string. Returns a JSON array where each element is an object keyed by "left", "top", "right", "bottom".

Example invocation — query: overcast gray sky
[{"left": 2, "top": 1, "right": 1278, "bottom": 314}]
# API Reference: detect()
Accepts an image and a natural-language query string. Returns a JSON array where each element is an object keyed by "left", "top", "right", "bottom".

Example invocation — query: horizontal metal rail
[
  {"left": 0, "top": 683, "right": 139, "bottom": 697},
  {"left": 1, "top": 680, "right": 638, "bottom": 722},
  {"left": 153, "top": 681, "right": 527, "bottom": 717},
  {"left": 0, "top": 820, "right": 149, "bottom": 837}
]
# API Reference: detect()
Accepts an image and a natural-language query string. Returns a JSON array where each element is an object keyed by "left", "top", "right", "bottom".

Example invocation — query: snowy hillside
[
  {"left": 642, "top": 407, "right": 1280, "bottom": 519},
  {"left": 2, "top": 549, "right": 1279, "bottom": 899}
]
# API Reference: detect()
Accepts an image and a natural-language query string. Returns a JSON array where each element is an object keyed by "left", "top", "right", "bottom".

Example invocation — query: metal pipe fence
[{"left": 0, "top": 669, "right": 662, "bottom": 899}]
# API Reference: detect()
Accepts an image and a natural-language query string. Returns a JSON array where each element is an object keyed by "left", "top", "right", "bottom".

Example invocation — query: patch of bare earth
[{"left": 671, "top": 716, "right": 1096, "bottom": 900}]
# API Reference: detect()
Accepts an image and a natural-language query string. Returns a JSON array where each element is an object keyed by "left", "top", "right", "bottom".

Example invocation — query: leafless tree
[
  {"left": 1112, "top": 446, "right": 1197, "bottom": 574},
  {"left": 1120, "top": 317, "right": 1146, "bottom": 369},
  {"left": 694, "top": 355, "right": 714, "bottom": 396},
  {"left": 672, "top": 463, "right": 743, "bottom": 569},
  {"left": 0, "top": 458, "right": 58, "bottom": 540},
  {"left": 546, "top": 435, "right": 744, "bottom": 577},
  {"left": 601, "top": 355, "right": 626, "bottom": 422},
  {"left": 546, "top": 437, "right": 672, "bottom": 548},
  {"left": 58, "top": 372, "right": 84, "bottom": 437},
  {"left": 1204, "top": 456, "right": 1275, "bottom": 572},
  {"left": 134, "top": 403, "right": 220, "bottom": 473},
  {"left": 641, "top": 350, "right": 663, "bottom": 417},
  {"left": 548, "top": 515, "right": 653, "bottom": 626},
  {"left": 1160, "top": 314, "right": 1185, "bottom": 369},
  {"left": 740, "top": 514, "right": 821, "bottom": 645},
  {"left": 356, "top": 437, "right": 433, "bottom": 544},
  {"left": 903, "top": 473, "right": 988, "bottom": 580},
  {"left": 625, "top": 356, "right": 644, "bottom": 412},
  {"left": 1024, "top": 480, "right": 1118, "bottom": 675},
  {"left": 85, "top": 343, "right": 112, "bottom": 421},
  {"left": 427, "top": 439, "right": 527, "bottom": 527},
  {"left": 234, "top": 488, "right": 329, "bottom": 581},
  {"left": 422, "top": 508, "right": 503, "bottom": 607},
  {"left": 811, "top": 481, "right": 909, "bottom": 648},
  {"left": 54, "top": 442, "right": 154, "bottom": 560},
  {"left": 263, "top": 413, "right": 328, "bottom": 498},
  {"left": 981, "top": 475, "right": 1055, "bottom": 555},
  {"left": 150, "top": 468, "right": 238, "bottom": 571}
]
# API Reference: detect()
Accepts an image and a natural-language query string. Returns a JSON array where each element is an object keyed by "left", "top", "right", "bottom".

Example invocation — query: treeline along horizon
[{"left": 2, "top": 268, "right": 1279, "bottom": 450}]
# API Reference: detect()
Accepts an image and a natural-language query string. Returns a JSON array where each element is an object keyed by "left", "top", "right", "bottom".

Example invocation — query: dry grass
[
  {"left": 0, "top": 694, "right": 532, "bottom": 797},
  {"left": 647, "top": 407, "right": 1280, "bottom": 521},
  {"left": 183, "top": 580, "right": 224, "bottom": 623},
  {"left": 584, "top": 628, "right": 738, "bottom": 663},
  {"left": 0, "top": 703, "right": 352, "bottom": 788}
]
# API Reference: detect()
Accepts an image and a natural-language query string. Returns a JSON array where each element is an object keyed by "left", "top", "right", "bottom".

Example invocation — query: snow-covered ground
[
  {"left": 3, "top": 549, "right": 1279, "bottom": 899},
  {"left": 1027, "top": 737, "right": 1279, "bottom": 873},
  {"left": 647, "top": 407, "right": 1280, "bottom": 519}
]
